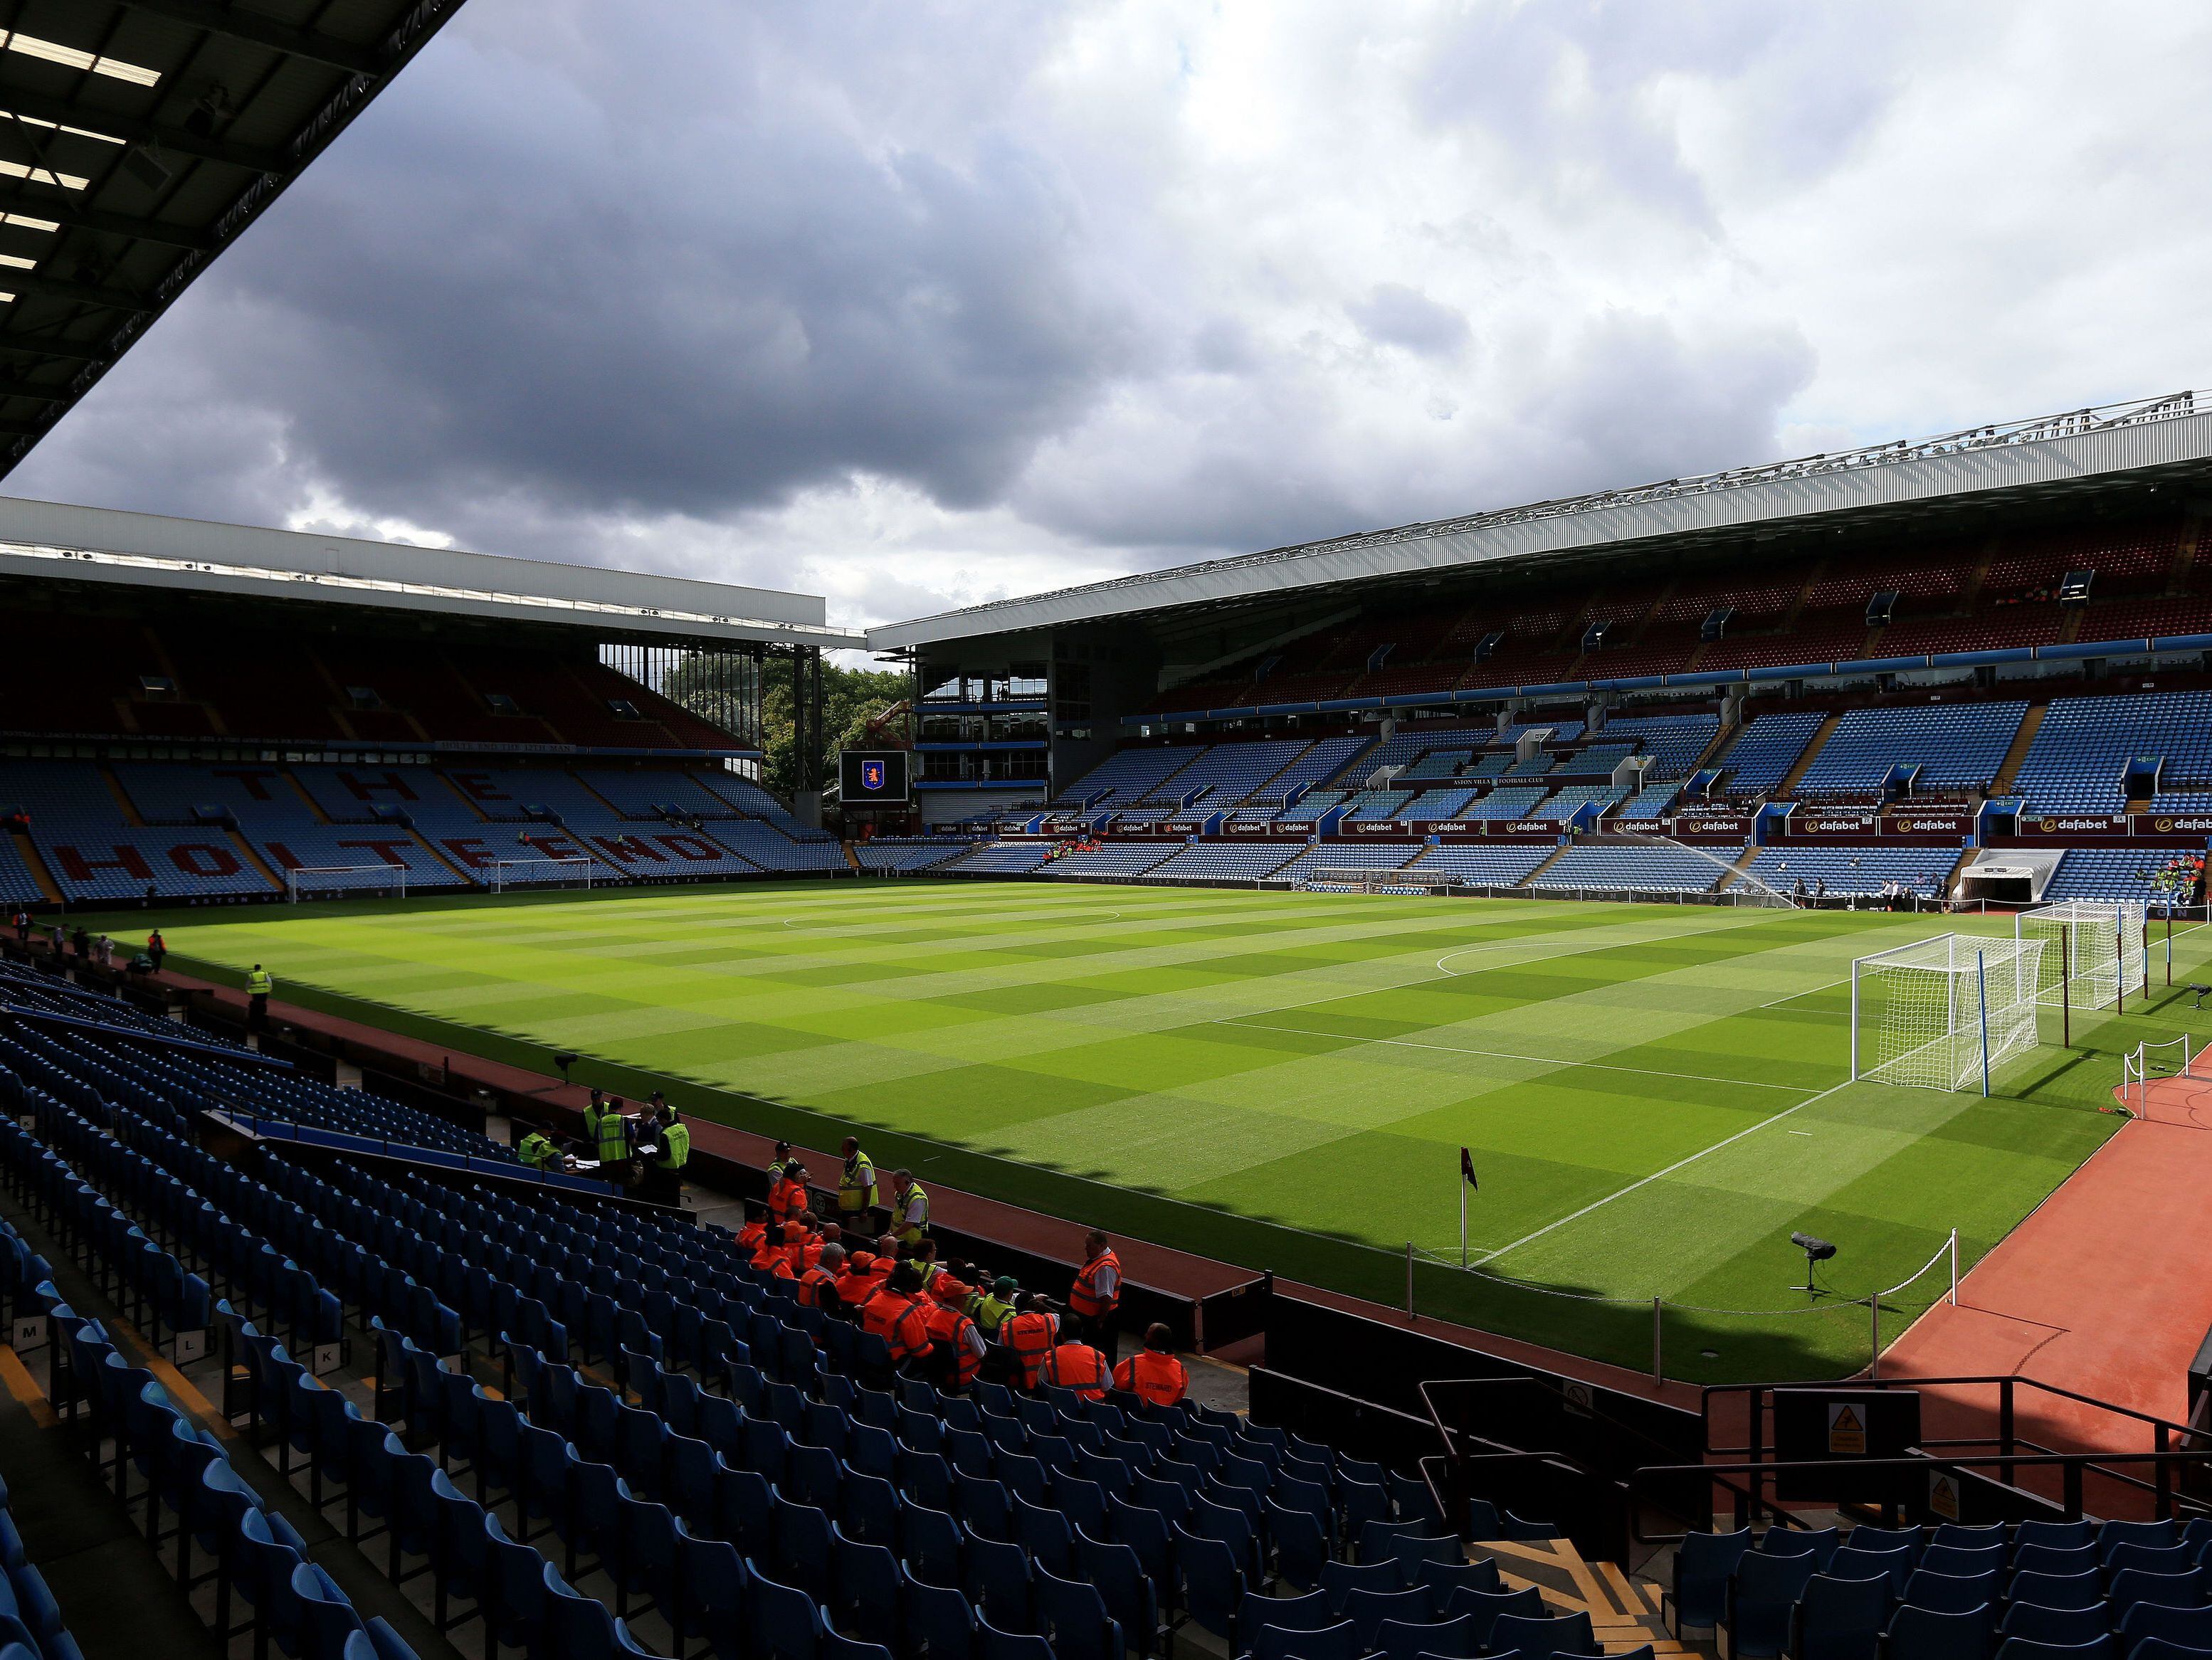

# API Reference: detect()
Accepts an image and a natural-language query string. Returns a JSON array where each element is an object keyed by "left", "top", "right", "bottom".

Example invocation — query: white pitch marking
[
  {"left": 1470, "top": 1078, "right": 1854, "bottom": 1267},
  {"left": 1216, "top": 1017, "right": 1815, "bottom": 1093}
]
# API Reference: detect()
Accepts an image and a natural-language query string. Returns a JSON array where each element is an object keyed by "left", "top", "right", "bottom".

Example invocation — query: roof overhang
[
  {"left": 868, "top": 389, "right": 2212, "bottom": 651},
  {"left": 0, "top": 494, "right": 863, "bottom": 648}
]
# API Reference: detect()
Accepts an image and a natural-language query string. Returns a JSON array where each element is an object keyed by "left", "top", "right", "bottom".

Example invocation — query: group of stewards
[
  {"left": 744, "top": 1139, "right": 1190, "bottom": 1407},
  {"left": 515, "top": 1087, "right": 691, "bottom": 1205}
]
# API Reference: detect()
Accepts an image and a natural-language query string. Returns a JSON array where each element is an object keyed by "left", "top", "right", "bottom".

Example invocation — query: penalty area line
[{"left": 1470, "top": 1076, "right": 1853, "bottom": 1267}]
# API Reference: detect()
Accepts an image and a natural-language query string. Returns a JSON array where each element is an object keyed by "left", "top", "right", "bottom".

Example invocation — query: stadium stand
[
  {"left": 1529, "top": 842, "right": 1738, "bottom": 895},
  {"left": 1791, "top": 702, "right": 2028, "bottom": 799},
  {"left": 1276, "top": 840, "right": 1423, "bottom": 884},
  {"left": 1599, "top": 713, "right": 1722, "bottom": 778},
  {"left": 0, "top": 837, "right": 43, "bottom": 904},
  {"left": 947, "top": 842, "right": 1058, "bottom": 874},
  {"left": 1740, "top": 845, "right": 1963, "bottom": 899},
  {"left": 853, "top": 837, "right": 975, "bottom": 872},
  {"left": 2040, "top": 848, "right": 2188, "bottom": 904},
  {"left": 1616, "top": 779, "right": 1685, "bottom": 817},
  {"left": 1403, "top": 844, "right": 1557, "bottom": 885},
  {"left": 1037, "top": 842, "right": 1178, "bottom": 879},
  {"left": 1714, "top": 711, "right": 1829, "bottom": 798},
  {"left": 1050, "top": 746, "right": 1204, "bottom": 808},
  {"left": 1460, "top": 787, "right": 1552, "bottom": 820},
  {"left": 0, "top": 761, "right": 277, "bottom": 904},
  {"left": 2011, "top": 691, "right": 2212, "bottom": 813},
  {"left": 1144, "top": 842, "right": 1306, "bottom": 882}
]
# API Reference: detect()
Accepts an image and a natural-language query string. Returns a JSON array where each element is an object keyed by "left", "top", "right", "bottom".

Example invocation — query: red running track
[{"left": 1880, "top": 1054, "right": 2212, "bottom": 1515}]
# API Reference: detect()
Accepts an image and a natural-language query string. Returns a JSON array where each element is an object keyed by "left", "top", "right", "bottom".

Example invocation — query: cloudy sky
[{"left": 14, "top": 1, "right": 2212, "bottom": 630}]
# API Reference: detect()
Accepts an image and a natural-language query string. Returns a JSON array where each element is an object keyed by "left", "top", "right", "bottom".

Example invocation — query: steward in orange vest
[
  {"left": 862, "top": 1266, "right": 934, "bottom": 1366},
  {"left": 925, "top": 1299, "right": 985, "bottom": 1390},
  {"left": 832, "top": 1251, "right": 878, "bottom": 1312},
  {"left": 1068, "top": 1231, "right": 1122, "bottom": 1338},
  {"left": 798, "top": 1243, "right": 842, "bottom": 1311},
  {"left": 1113, "top": 1323, "right": 1189, "bottom": 1407},
  {"left": 1041, "top": 1341, "right": 1110, "bottom": 1401},
  {"left": 1002, "top": 1299, "right": 1058, "bottom": 1390},
  {"left": 768, "top": 1167, "right": 811, "bottom": 1227},
  {"left": 736, "top": 1214, "right": 769, "bottom": 1255}
]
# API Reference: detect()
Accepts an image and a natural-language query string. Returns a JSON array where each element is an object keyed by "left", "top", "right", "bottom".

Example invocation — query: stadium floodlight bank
[
  {"left": 1851, "top": 934, "right": 2045, "bottom": 1094},
  {"left": 491, "top": 857, "right": 595, "bottom": 893},
  {"left": 285, "top": 866, "right": 409, "bottom": 903},
  {"left": 2017, "top": 901, "right": 2149, "bottom": 1013}
]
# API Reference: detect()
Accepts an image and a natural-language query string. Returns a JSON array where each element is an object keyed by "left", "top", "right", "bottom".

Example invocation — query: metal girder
[
  {"left": 0, "top": 187, "right": 213, "bottom": 250},
  {"left": 0, "top": 269, "right": 152, "bottom": 312},
  {"left": 115, "top": 0, "right": 384, "bottom": 76},
  {"left": 0, "top": 332, "right": 107, "bottom": 364},
  {"left": 0, "top": 86, "right": 288, "bottom": 175},
  {"left": 0, "top": 380, "right": 66, "bottom": 401},
  {"left": 0, "top": 415, "right": 48, "bottom": 435}
]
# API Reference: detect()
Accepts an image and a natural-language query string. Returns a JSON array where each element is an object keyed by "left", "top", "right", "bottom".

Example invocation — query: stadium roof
[
  {"left": 0, "top": 494, "right": 864, "bottom": 648},
  {"left": 0, "top": 0, "right": 471, "bottom": 476},
  {"left": 868, "top": 388, "right": 2212, "bottom": 651}
]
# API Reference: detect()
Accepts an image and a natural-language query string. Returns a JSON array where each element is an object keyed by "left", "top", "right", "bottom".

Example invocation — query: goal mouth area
[
  {"left": 283, "top": 865, "right": 410, "bottom": 902},
  {"left": 490, "top": 856, "right": 596, "bottom": 892},
  {"left": 1850, "top": 931, "right": 2047, "bottom": 1093}
]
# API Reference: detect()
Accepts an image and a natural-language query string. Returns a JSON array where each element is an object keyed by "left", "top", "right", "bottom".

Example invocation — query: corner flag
[{"left": 1460, "top": 1147, "right": 1478, "bottom": 1190}]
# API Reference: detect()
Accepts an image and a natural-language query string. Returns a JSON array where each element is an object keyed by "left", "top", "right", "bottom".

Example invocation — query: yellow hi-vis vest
[
  {"left": 897, "top": 1182, "right": 929, "bottom": 1242},
  {"left": 596, "top": 1111, "right": 632, "bottom": 1164},
  {"left": 245, "top": 969, "right": 273, "bottom": 996},
  {"left": 654, "top": 1121, "right": 690, "bottom": 1171},
  {"left": 839, "top": 1151, "right": 877, "bottom": 1213}
]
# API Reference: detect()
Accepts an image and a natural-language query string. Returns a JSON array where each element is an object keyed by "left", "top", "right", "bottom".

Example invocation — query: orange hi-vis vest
[
  {"left": 831, "top": 1269, "right": 875, "bottom": 1310},
  {"left": 769, "top": 1176, "right": 809, "bottom": 1225},
  {"left": 797, "top": 1264, "right": 836, "bottom": 1309},
  {"left": 751, "top": 1234, "right": 786, "bottom": 1273},
  {"left": 736, "top": 1217, "right": 768, "bottom": 1254},
  {"left": 1004, "top": 1310, "right": 1058, "bottom": 1389},
  {"left": 929, "top": 1273, "right": 971, "bottom": 1307},
  {"left": 1069, "top": 1249, "right": 1121, "bottom": 1319},
  {"left": 863, "top": 1291, "right": 930, "bottom": 1364},
  {"left": 1114, "top": 1349, "right": 1189, "bottom": 1407},
  {"left": 925, "top": 1301, "right": 982, "bottom": 1387},
  {"left": 1041, "top": 1342, "right": 1110, "bottom": 1400}
]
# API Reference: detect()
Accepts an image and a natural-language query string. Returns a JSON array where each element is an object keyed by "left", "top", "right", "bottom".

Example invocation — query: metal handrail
[
  {"left": 1632, "top": 1449, "right": 2212, "bottom": 1543},
  {"left": 1705, "top": 1373, "right": 2206, "bottom": 1456}
]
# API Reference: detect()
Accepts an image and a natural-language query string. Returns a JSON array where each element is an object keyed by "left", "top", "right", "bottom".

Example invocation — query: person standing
[
  {"left": 1112, "top": 1324, "right": 1191, "bottom": 1406},
  {"left": 10, "top": 908, "right": 28, "bottom": 946},
  {"left": 768, "top": 1161, "right": 811, "bottom": 1229},
  {"left": 594, "top": 1093, "right": 635, "bottom": 1179},
  {"left": 838, "top": 1136, "right": 878, "bottom": 1230},
  {"left": 767, "top": 1140, "right": 795, "bottom": 1187},
  {"left": 145, "top": 928, "right": 165, "bottom": 973},
  {"left": 244, "top": 961, "right": 273, "bottom": 1030},
  {"left": 581, "top": 1089, "right": 607, "bottom": 1157},
  {"left": 644, "top": 1098, "right": 690, "bottom": 1205},
  {"left": 890, "top": 1168, "right": 929, "bottom": 1248},
  {"left": 1068, "top": 1230, "right": 1122, "bottom": 1350}
]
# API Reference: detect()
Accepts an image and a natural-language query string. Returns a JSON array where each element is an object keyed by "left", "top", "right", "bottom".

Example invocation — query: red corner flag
[{"left": 1460, "top": 1147, "right": 1478, "bottom": 1190}]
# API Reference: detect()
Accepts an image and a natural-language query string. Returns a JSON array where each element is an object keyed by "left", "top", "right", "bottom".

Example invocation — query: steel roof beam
[
  {"left": 114, "top": 0, "right": 383, "bottom": 76},
  {"left": 0, "top": 85, "right": 289, "bottom": 175}
]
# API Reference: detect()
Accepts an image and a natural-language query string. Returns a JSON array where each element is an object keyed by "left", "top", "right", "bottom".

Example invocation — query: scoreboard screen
[{"left": 839, "top": 749, "right": 910, "bottom": 805}]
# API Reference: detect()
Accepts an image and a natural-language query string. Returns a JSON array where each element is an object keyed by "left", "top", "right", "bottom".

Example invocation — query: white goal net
[
  {"left": 1852, "top": 933, "right": 2046, "bottom": 1093},
  {"left": 491, "top": 856, "right": 595, "bottom": 893},
  {"left": 2016, "top": 901, "right": 2148, "bottom": 1013},
  {"left": 285, "top": 865, "right": 409, "bottom": 902}
]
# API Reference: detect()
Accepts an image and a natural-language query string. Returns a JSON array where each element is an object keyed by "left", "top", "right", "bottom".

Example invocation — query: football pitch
[{"left": 144, "top": 881, "right": 2208, "bottom": 1382}]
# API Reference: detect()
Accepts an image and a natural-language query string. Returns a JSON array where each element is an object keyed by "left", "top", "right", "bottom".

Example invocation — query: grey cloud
[
  {"left": 1347, "top": 284, "right": 1473, "bottom": 360},
  {"left": 16, "top": 0, "right": 1137, "bottom": 540}
]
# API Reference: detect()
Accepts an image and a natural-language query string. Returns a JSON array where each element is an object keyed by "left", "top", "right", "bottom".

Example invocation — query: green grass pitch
[{"left": 135, "top": 881, "right": 2210, "bottom": 1383}]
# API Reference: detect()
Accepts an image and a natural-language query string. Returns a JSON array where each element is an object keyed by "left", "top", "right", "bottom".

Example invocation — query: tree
[{"left": 663, "top": 650, "right": 905, "bottom": 800}]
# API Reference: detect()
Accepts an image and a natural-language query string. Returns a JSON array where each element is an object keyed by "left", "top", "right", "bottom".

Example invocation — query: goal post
[
  {"left": 490, "top": 856, "right": 595, "bottom": 894},
  {"left": 2016, "top": 901, "right": 2148, "bottom": 1013},
  {"left": 1851, "top": 934, "right": 2046, "bottom": 1093},
  {"left": 285, "top": 865, "right": 409, "bottom": 903}
]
